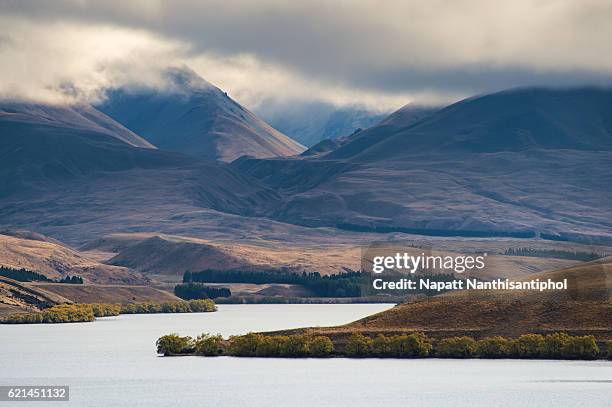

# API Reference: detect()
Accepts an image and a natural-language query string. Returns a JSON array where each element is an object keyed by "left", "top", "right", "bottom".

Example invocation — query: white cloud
[{"left": 0, "top": 17, "right": 187, "bottom": 104}]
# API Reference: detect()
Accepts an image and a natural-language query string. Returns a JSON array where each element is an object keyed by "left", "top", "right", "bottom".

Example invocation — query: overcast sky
[{"left": 1, "top": 0, "right": 612, "bottom": 111}]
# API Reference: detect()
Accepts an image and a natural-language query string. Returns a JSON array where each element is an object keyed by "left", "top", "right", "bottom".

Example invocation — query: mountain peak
[{"left": 97, "top": 67, "right": 305, "bottom": 162}]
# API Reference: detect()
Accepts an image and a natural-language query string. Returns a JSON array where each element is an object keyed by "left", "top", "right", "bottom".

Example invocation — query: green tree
[
  {"left": 563, "top": 335, "right": 599, "bottom": 359},
  {"left": 344, "top": 333, "right": 373, "bottom": 357},
  {"left": 436, "top": 337, "right": 477, "bottom": 358},
  {"left": 308, "top": 336, "right": 334, "bottom": 357},
  {"left": 511, "top": 334, "right": 546, "bottom": 358},
  {"left": 228, "top": 333, "right": 263, "bottom": 356},
  {"left": 280, "top": 334, "right": 310, "bottom": 357},
  {"left": 255, "top": 336, "right": 286, "bottom": 357},
  {"left": 371, "top": 334, "right": 392, "bottom": 356},
  {"left": 390, "top": 333, "right": 432, "bottom": 357},
  {"left": 156, "top": 334, "right": 194, "bottom": 355},
  {"left": 543, "top": 332, "right": 572, "bottom": 358},
  {"left": 476, "top": 336, "right": 511, "bottom": 358},
  {"left": 195, "top": 333, "right": 224, "bottom": 356}
]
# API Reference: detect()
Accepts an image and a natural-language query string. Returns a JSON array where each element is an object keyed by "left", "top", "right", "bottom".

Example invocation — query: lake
[{"left": 1, "top": 304, "right": 610, "bottom": 406}]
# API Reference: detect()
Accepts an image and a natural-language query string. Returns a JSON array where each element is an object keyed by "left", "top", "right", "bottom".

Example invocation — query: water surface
[{"left": 1, "top": 304, "right": 610, "bottom": 406}]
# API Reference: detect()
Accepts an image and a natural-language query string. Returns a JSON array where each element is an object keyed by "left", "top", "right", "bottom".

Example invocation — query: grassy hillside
[
  {"left": 286, "top": 258, "right": 611, "bottom": 340},
  {"left": 0, "top": 233, "right": 147, "bottom": 284},
  {"left": 28, "top": 283, "right": 180, "bottom": 304}
]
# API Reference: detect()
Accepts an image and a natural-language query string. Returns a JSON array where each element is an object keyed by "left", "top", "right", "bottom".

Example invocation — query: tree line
[
  {"left": 156, "top": 331, "right": 610, "bottom": 360},
  {"left": 2, "top": 299, "right": 216, "bottom": 324},
  {"left": 174, "top": 283, "right": 231, "bottom": 300},
  {"left": 503, "top": 247, "right": 602, "bottom": 261},
  {"left": 184, "top": 269, "right": 460, "bottom": 298},
  {"left": 0, "top": 266, "right": 84, "bottom": 284}
]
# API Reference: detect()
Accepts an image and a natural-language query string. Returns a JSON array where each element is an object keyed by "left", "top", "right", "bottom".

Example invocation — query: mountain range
[
  {"left": 234, "top": 88, "right": 612, "bottom": 243},
  {"left": 0, "top": 83, "right": 610, "bottom": 246}
]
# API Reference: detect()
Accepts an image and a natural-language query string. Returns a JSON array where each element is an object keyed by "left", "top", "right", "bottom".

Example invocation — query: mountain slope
[
  {"left": 234, "top": 88, "right": 612, "bottom": 244},
  {"left": 285, "top": 258, "right": 612, "bottom": 340},
  {"left": 0, "top": 102, "right": 154, "bottom": 148},
  {"left": 0, "top": 233, "right": 147, "bottom": 284},
  {"left": 0, "top": 101, "right": 195, "bottom": 197},
  {"left": 97, "top": 67, "right": 305, "bottom": 162},
  {"left": 329, "top": 87, "right": 612, "bottom": 162}
]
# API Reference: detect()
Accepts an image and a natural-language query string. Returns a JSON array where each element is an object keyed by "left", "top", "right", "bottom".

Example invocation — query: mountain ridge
[{"left": 97, "top": 67, "right": 305, "bottom": 162}]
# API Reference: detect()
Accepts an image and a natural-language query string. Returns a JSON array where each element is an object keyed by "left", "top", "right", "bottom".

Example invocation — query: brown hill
[
  {"left": 293, "top": 258, "right": 612, "bottom": 340},
  {"left": 0, "top": 276, "right": 71, "bottom": 316},
  {"left": 0, "top": 233, "right": 147, "bottom": 284}
]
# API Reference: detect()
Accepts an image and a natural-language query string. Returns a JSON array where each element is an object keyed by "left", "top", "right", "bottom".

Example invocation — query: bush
[
  {"left": 511, "top": 334, "right": 545, "bottom": 358},
  {"left": 390, "top": 333, "right": 432, "bottom": 357},
  {"left": 187, "top": 299, "right": 216, "bottom": 312},
  {"left": 308, "top": 336, "right": 334, "bottom": 357},
  {"left": 344, "top": 333, "right": 373, "bottom": 357},
  {"left": 195, "top": 333, "right": 224, "bottom": 356},
  {"left": 562, "top": 335, "right": 599, "bottom": 359},
  {"left": 607, "top": 340, "right": 612, "bottom": 360},
  {"left": 42, "top": 304, "right": 95, "bottom": 323},
  {"left": 4, "top": 312, "right": 44, "bottom": 324},
  {"left": 371, "top": 334, "right": 392, "bottom": 356},
  {"left": 255, "top": 336, "right": 287, "bottom": 357},
  {"left": 228, "top": 333, "right": 264, "bottom": 357},
  {"left": 156, "top": 334, "right": 194, "bottom": 355},
  {"left": 280, "top": 334, "right": 310, "bottom": 357},
  {"left": 91, "top": 303, "right": 121, "bottom": 317},
  {"left": 476, "top": 336, "right": 511, "bottom": 358},
  {"left": 543, "top": 332, "right": 572, "bottom": 358},
  {"left": 436, "top": 336, "right": 477, "bottom": 358}
]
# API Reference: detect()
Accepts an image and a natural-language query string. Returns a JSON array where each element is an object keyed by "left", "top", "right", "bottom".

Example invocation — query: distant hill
[
  {"left": 97, "top": 67, "right": 305, "bottom": 162},
  {"left": 0, "top": 101, "right": 195, "bottom": 197},
  {"left": 0, "top": 233, "right": 147, "bottom": 284},
  {"left": 234, "top": 87, "right": 612, "bottom": 244}
]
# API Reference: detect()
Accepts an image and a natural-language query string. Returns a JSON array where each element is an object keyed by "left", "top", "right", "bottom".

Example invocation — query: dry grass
[{"left": 280, "top": 258, "right": 612, "bottom": 341}]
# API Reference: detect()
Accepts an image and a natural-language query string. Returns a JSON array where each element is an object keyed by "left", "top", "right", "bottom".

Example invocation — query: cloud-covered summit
[{"left": 1, "top": 0, "right": 612, "bottom": 110}]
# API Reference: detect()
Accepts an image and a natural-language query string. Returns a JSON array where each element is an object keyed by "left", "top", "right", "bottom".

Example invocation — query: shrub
[
  {"left": 476, "top": 336, "right": 511, "bottom": 358},
  {"left": 42, "top": 304, "right": 95, "bottom": 323},
  {"left": 228, "top": 333, "right": 263, "bottom": 357},
  {"left": 562, "top": 335, "right": 599, "bottom": 359},
  {"left": 511, "top": 334, "right": 545, "bottom": 358},
  {"left": 344, "top": 333, "right": 373, "bottom": 357},
  {"left": 195, "top": 333, "right": 224, "bottom": 356},
  {"left": 308, "top": 336, "right": 334, "bottom": 357},
  {"left": 435, "top": 336, "right": 477, "bottom": 358},
  {"left": 607, "top": 340, "right": 612, "bottom": 360},
  {"left": 156, "top": 334, "right": 194, "bottom": 355},
  {"left": 91, "top": 303, "right": 121, "bottom": 317},
  {"left": 187, "top": 299, "right": 216, "bottom": 312},
  {"left": 390, "top": 333, "right": 432, "bottom": 357},
  {"left": 4, "top": 312, "right": 44, "bottom": 323},
  {"left": 543, "top": 332, "right": 572, "bottom": 358},
  {"left": 279, "top": 334, "right": 310, "bottom": 357},
  {"left": 371, "top": 334, "right": 392, "bottom": 356},
  {"left": 255, "top": 336, "right": 287, "bottom": 357}
]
